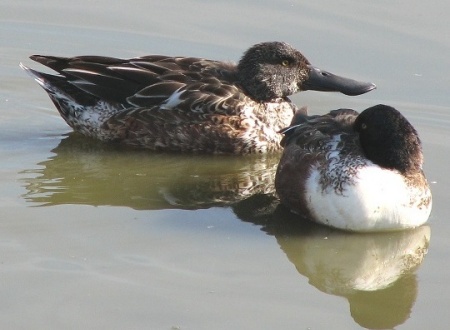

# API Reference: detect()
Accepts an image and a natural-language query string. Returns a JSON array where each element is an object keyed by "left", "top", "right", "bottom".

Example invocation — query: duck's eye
[
  {"left": 281, "top": 60, "right": 289, "bottom": 66},
  {"left": 361, "top": 123, "right": 368, "bottom": 130}
]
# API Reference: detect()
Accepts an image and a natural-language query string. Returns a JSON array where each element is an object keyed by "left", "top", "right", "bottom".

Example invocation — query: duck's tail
[
  {"left": 20, "top": 62, "right": 121, "bottom": 138},
  {"left": 20, "top": 61, "right": 99, "bottom": 110}
]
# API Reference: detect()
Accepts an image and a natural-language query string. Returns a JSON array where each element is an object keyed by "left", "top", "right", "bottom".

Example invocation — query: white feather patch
[
  {"left": 160, "top": 88, "right": 184, "bottom": 110},
  {"left": 305, "top": 164, "right": 431, "bottom": 231}
]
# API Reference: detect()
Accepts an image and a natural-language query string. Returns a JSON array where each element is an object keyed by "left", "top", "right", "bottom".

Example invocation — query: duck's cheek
[{"left": 288, "top": 81, "right": 300, "bottom": 95}]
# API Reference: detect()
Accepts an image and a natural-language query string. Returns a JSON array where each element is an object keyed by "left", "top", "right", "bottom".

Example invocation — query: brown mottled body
[
  {"left": 21, "top": 42, "right": 376, "bottom": 154},
  {"left": 105, "top": 99, "right": 296, "bottom": 153}
]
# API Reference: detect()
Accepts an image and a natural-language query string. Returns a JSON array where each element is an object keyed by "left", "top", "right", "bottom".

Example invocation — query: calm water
[{"left": 1, "top": 1, "right": 450, "bottom": 329}]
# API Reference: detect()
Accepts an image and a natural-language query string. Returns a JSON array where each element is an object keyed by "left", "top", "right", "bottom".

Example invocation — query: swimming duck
[
  {"left": 275, "top": 104, "right": 432, "bottom": 231},
  {"left": 21, "top": 42, "right": 375, "bottom": 154}
]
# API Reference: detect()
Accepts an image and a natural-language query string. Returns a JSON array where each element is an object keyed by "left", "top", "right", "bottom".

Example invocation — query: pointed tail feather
[
  {"left": 20, "top": 62, "right": 54, "bottom": 90},
  {"left": 20, "top": 62, "right": 98, "bottom": 106}
]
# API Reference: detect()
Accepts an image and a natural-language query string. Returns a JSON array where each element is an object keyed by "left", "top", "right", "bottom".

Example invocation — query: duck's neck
[{"left": 235, "top": 68, "right": 276, "bottom": 102}]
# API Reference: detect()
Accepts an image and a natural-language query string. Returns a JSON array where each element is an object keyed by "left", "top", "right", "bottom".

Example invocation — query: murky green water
[{"left": 1, "top": 1, "right": 450, "bottom": 329}]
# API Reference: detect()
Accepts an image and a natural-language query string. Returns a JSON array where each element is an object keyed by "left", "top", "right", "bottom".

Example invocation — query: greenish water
[{"left": 1, "top": 1, "right": 450, "bottom": 329}]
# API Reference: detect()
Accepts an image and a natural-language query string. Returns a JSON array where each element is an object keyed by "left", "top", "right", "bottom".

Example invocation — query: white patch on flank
[
  {"left": 80, "top": 108, "right": 102, "bottom": 126},
  {"left": 160, "top": 88, "right": 184, "bottom": 110},
  {"left": 305, "top": 164, "right": 431, "bottom": 231}
]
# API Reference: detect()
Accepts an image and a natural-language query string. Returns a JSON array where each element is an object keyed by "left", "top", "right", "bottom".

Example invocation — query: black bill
[{"left": 303, "top": 65, "right": 376, "bottom": 96}]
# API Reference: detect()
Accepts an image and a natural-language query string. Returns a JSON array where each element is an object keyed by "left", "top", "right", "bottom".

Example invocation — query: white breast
[{"left": 305, "top": 164, "right": 432, "bottom": 231}]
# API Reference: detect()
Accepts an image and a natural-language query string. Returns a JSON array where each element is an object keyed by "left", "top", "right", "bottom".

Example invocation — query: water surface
[{"left": 1, "top": 1, "right": 450, "bottom": 329}]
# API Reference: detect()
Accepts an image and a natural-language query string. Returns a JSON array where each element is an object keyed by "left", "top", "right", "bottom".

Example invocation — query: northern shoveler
[
  {"left": 21, "top": 41, "right": 375, "bottom": 154},
  {"left": 275, "top": 104, "right": 432, "bottom": 231}
]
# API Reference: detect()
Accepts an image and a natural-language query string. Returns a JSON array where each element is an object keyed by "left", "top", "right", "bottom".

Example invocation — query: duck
[
  {"left": 21, "top": 41, "right": 376, "bottom": 154},
  {"left": 275, "top": 104, "right": 432, "bottom": 231}
]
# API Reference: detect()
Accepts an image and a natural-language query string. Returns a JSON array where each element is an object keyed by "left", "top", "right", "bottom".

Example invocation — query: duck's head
[
  {"left": 237, "top": 41, "right": 376, "bottom": 102},
  {"left": 354, "top": 105, "right": 423, "bottom": 174}
]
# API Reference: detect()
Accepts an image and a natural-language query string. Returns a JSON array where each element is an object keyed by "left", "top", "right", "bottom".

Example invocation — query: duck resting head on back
[
  {"left": 21, "top": 41, "right": 376, "bottom": 154},
  {"left": 275, "top": 104, "right": 432, "bottom": 231}
]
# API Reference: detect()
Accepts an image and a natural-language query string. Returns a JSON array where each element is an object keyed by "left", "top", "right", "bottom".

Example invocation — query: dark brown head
[
  {"left": 237, "top": 41, "right": 376, "bottom": 102},
  {"left": 354, "top": 105, "right": 423, "bottom": 174}
]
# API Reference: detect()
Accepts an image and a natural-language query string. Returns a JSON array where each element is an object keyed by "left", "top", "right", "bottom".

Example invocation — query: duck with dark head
[
  {"left": 21, "top": 41, "right": 375, "bottom": 154},
  {"left": 275, "top": 104, "right": 432, "bottom": 231}
]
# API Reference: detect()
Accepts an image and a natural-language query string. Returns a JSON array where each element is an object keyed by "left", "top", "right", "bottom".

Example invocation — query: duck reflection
[
  {"left": 22, "top": 133, "right": 279, "bottom": 209},
  {"left": 235, "top": 196, "right": 430, "bottom": 329},
  {"left": 22, "top": 134, "right": 431, "bottom": 329},
  {"left": 280, "top": 226, "right": 429, "bottom": 328}
]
